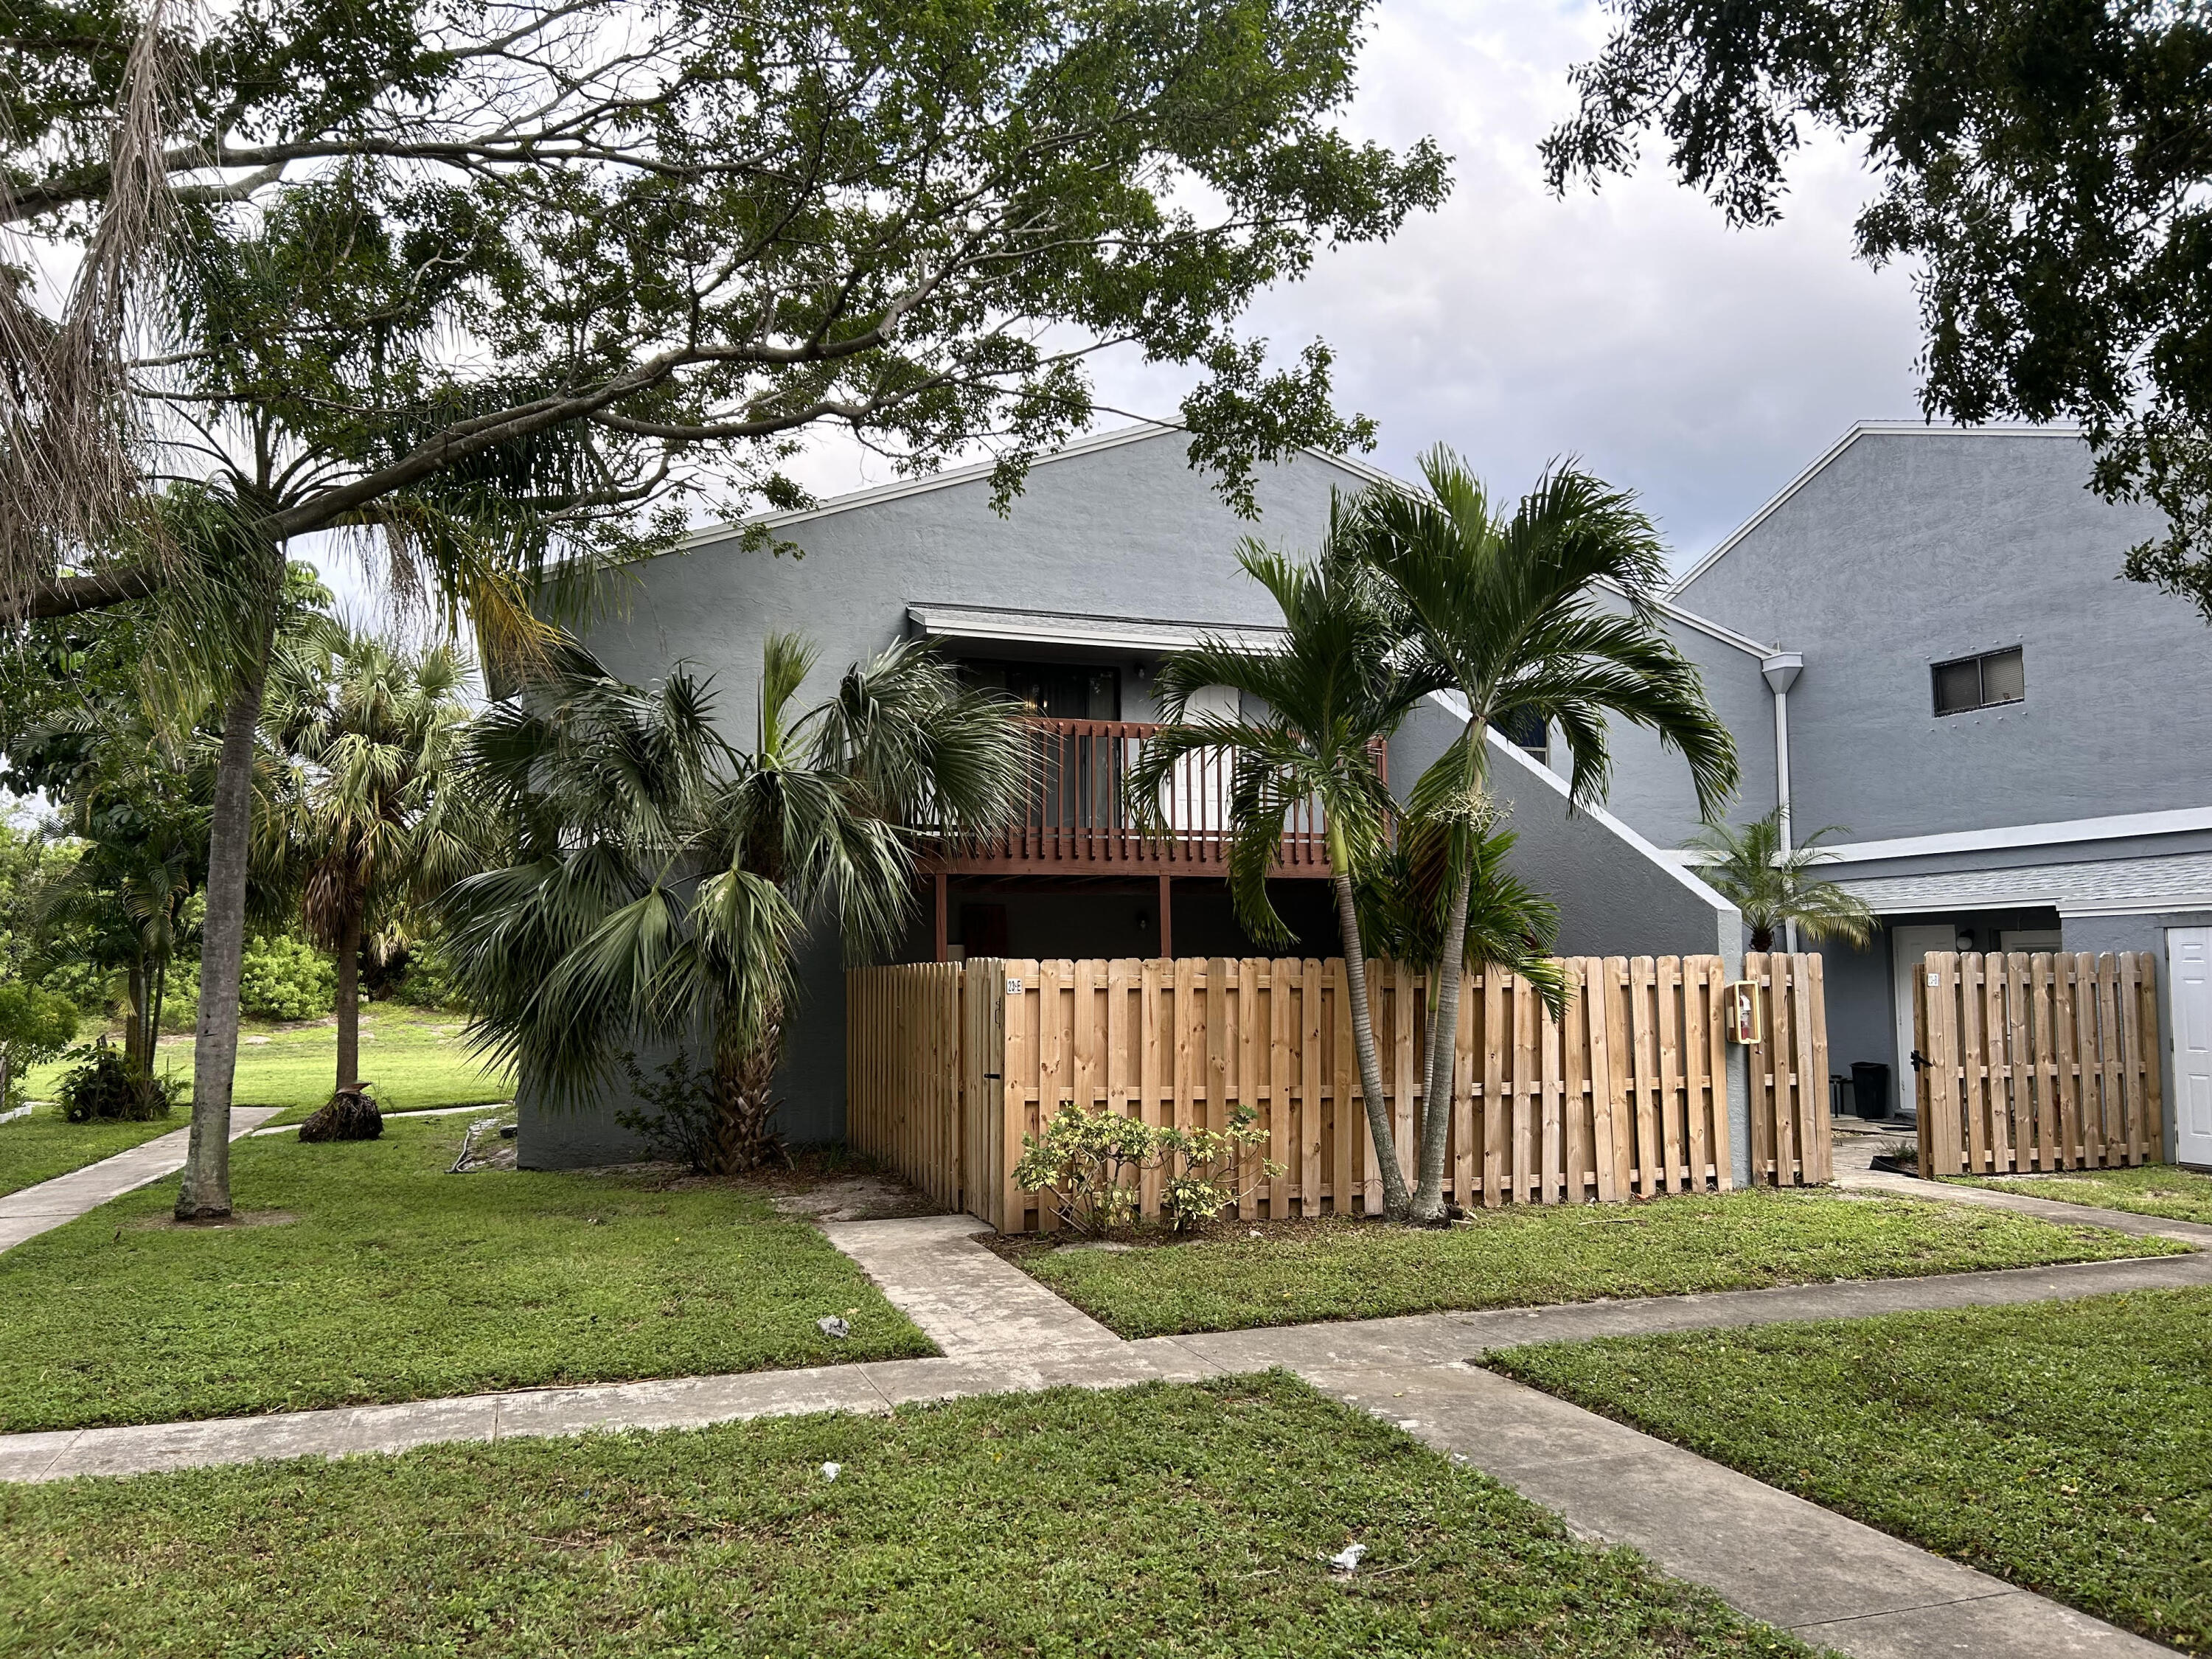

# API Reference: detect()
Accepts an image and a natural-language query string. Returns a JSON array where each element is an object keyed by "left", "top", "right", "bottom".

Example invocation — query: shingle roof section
[{"left": 1834, "top": 851, "right": 2212, "bottom": 914}]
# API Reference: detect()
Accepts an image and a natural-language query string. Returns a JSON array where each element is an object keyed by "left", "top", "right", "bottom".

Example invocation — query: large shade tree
[
  {"left": 1352, "top": 450, "right": 1739, "bottom": 1223},
  {"left": 2, "top": 0, "right": 1449, "bottom": 1217},
  {"left": 444, "top": 636, "right": 1024, "bottom": 1171},
  {"left": 1130, "top": 529, "right": 1431, "bottom": 1218},
  {"left": 259, "top": 626, "right": 493, "bottom": 1124},
  {"left": 1545, "top": 0, "right": 2212, "bottom": 622}
]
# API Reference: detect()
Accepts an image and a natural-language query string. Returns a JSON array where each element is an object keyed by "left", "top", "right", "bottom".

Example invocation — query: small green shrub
[
  {"left": 55, "top": 1041, "right": 181, "bottom": 1122},
  {"left": 239, "top": 935, "right": 335, "bottom": 1021},
  {"left": 35, "top": 960, "right": 114, "bottom": 1020},
  {"left": 0, "top": 981, "right": 80, "bottom": 1108},
  {"left": 1015, "top": 1105, "right": 1279, "bottom": 1234},
  {"left": 617, "top": 1050, "right": 720, "bottom": 1173},
  {"left": 156, "top": 975, "right": 200, "bottom": 1034}
]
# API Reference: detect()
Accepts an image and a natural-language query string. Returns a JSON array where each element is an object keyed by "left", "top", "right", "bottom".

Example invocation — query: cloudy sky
[{"left": 777, "top": 0, "right": 1931, "bottom": 574}]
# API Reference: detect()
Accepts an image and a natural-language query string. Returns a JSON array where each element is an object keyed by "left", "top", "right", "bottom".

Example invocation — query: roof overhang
[
  {"left": 1817, "top": 806, "right": 2212, "bottom": 865},
  {"left": 906, "top": 602, "right": 1285, "bottom": 657},
  {"left": 1834, "top": 850, "right": 2212, "bottom": 918}
]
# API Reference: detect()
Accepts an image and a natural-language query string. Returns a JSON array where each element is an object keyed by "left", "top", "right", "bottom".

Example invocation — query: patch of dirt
[
  {"left": 764, "top": 1173, "right": 942, "bottom": 1222},
  {"left": 559, "top": 1148, "right": 942, "bottom": 1220},
  {"left": 135, "top": 1210, "right": 298, "bottom": 1232}
]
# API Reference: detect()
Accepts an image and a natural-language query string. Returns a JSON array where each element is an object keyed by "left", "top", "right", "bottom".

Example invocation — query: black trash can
[{"left": 1851, "top": 1060, "right": 1891, "bottom": 1121}]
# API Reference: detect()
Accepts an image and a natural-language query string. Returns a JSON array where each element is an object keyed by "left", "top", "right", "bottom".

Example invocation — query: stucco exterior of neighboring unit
[
  {"left": 1673, "top": 426, "right": 2209, "bottom": 841},
  {"left": 1593, "top": 425, "right": 2212, "bottom": 1159}
]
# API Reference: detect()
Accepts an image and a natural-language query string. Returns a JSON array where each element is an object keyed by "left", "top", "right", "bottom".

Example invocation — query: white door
[
  {"left": 2168, "top": 927, "right": 2212, "bottom": 1167},
  {"left": 1893, "top": 925, "right": 1955, "bottom": 1116}
]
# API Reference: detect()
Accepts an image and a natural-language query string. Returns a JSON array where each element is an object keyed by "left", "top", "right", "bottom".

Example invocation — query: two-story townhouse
[
  {"left": 1587, "top": 425, "right": 2212, "bottom": 1166},
  {"left": 523, "top": 424, "right": 1740, "bottom": 1168}
]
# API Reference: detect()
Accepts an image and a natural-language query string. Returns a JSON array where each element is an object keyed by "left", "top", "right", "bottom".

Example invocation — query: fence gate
[{"left": 1913, "top": 951, "right": 2163, "bottom": 1175}]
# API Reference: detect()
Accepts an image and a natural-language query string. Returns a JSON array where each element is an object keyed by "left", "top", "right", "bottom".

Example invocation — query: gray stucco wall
[
  {"left": 1818, "top": 935, "right": 1890, "bottom": 1105},
  {"left": 1672, "top": 431, "right": 2209, "bottom": 841}
]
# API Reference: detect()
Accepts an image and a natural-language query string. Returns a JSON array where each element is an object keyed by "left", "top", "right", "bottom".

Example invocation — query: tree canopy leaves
[{"left": 6, "top": 0, "right": 1451, "bottom": 619}]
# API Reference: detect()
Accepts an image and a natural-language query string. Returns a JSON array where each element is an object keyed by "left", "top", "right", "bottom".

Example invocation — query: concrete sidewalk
[
  {"left": 1304, "top": 1360, "right": 2163, "bottom": 1658},
  {"left": 0, "top": 1107, "right": 284, "bottom": 1253}
]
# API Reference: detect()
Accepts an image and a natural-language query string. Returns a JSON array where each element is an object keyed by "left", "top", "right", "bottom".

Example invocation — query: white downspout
[{"left": 1761, "top": 652, "right": 1804, "bottom": 953}]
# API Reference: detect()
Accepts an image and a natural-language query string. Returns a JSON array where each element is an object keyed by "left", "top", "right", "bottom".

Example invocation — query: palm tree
[
  {"left": 443, "top": 633, "right": 1025, "bottom": 1173},
  {"left": 1357, "top": 821, "right": 1571, "bottom": 1018},
  {"left": 1130, "top": 529, "right": 1431, "bottom": 1220},
  {"left": 260, "top": 627, "right": 493, "bottom": 1123},
  {"left": 1686, "top": 809, "right": 1876, "bottom": 953},
  {"left": 1353, "top": 449, "right": 1740, "bottom": 1223}
]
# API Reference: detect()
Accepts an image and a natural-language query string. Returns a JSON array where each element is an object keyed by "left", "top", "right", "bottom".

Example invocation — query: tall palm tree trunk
[
  {"left": 709, "top": 1002, "right": 786, "bottom": 1175},
  {"left": 175, "top": 610, "right": 275, "bottom": 1220},
  {"left": 1330, "top": 849, "right": 1412, "bottom": 1221},
  {"left": 333, "top": 915, "right": 361, "bottom": 1091},
  {"left": 1411, "top": 843, "right": 1475, "bottom": 1222}
]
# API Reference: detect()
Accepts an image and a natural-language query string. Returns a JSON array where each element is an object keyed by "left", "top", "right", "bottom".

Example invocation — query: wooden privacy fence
[
  {"left": 1915, "top": 951, "right": 2163, "bottom": 1176},
  {"left": 849, "top": 952, "right": 1830, "bottom": 1231}
]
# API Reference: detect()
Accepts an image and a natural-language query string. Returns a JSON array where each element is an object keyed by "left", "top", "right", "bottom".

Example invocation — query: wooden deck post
[
  {"left": 1158, "top": 873, "right": 1173, "bottom": 959},
  {"left": 933, "top": 872, "right": 948, "bottom": 963}
]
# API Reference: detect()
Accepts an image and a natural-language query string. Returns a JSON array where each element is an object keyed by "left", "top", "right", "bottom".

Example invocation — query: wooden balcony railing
[{"left": 928, "top": 717, "right": 1368, "bottom": 877}]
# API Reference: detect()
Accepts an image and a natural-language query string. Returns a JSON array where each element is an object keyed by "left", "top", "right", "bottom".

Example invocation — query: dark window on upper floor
[
  {"left": 1490, "top": 708, "right": 1548, "bottom": 762},
  {"left": 959, "top": 659, "right": 1119, "bottom": 720},
  {"left": 1932, "top": 647, "right": 2024, "bottom": 716}
]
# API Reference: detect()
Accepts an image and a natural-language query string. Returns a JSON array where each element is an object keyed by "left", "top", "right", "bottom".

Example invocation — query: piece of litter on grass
[
  {"left": 1326, "top": 1543, "right": 1367, "bottom": 1576},
  {"left": 818, "top": 1315, "right": 851, "bottom": 1339},
  {"left": 822, "top": 1462, "right": 842, "bottom": 1481}
]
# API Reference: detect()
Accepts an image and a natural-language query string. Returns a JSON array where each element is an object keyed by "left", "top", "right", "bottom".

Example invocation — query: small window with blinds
[{"left": 1931, "top": 647, "right": 2025, "bottom": 716}]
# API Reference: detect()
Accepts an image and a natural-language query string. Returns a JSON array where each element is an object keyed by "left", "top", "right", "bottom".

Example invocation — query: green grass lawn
[
  {"left": 1954, "top": 1164, "right": 2212, "bottom": 1228},
  {"left": 0, "top": 1374, "right": 1820, "bottom": 1659},
  {"left": 0, "top": 1114, "right": 931, "bottom": 1433},
  {"left": 0, "top": 1104, "right": 183, "bottom": 1198},
  {"left": 21, "top": 1002, "right": 513, "bottom": 1121},
  {"left": 1003, "top": 1191, "right": 2190, "bottom": 1338},
  {"left": 6, "top": 1005, "right": 511, "bottom": 1194},
  {"left": 1490, "top": 1290, "right": 2212, "bottom": 1654}
]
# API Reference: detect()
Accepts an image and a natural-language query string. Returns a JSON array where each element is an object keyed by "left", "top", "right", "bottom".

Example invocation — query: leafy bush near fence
[
  {"left": 617, "top": 1050, "right": 723, "bottom": 1173},
  {"left": 1015, "top": 1105, "right": 1280, "bottom": 1234},
  {"left": 240, "top": 935, "right": 336, "bottom": 1021}
]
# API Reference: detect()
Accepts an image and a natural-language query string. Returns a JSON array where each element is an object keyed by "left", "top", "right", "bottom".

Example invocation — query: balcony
[{"left": 928, "top": 717, "right": 1352, "bottom": 877}]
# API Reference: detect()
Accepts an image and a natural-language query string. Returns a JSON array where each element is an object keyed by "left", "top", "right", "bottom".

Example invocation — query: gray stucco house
[
  {"left": 521, "top": 424, "right": 1739, "bottom": 1168},
  {"left": 1582, "top": 424, "right": 2212, "bottom": 1167}
]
